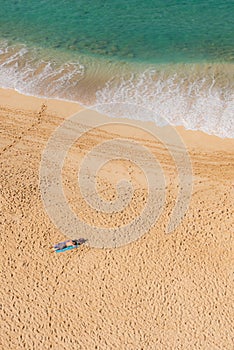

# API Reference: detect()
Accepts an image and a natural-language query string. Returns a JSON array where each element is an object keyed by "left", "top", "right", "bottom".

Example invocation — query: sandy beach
[{"left": 1, "top": 88, "right": 233, "bottom": 349}]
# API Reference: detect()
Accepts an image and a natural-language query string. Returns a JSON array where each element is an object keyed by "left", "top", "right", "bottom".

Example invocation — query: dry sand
[{"left": 1, "top": 88, "right": 233, "bottom": 349}]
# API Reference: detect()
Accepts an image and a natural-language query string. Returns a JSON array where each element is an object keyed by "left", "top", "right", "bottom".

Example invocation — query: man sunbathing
[
  {"left": 53, "top": 238, "right": 86, "bottom": 251},
  {"left": 53, "top": 239, "right": 78, "bottom": 250}
]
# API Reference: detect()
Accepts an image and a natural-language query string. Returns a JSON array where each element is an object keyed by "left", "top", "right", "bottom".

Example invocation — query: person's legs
[{"left": 54, "top": 240, "right": 71, "bottom": 250}]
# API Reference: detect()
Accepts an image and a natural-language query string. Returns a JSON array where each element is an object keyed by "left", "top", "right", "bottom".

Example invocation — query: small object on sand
[{"left": 53, "top": 238, "right": 86, "bottom": 253}]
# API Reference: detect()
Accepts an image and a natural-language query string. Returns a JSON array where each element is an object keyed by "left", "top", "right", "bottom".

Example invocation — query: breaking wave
[
  {"left": 96, "top": 67, "right": 234, "bottom": 138},
  {"left": 0, "top": 40, "right": 233, "bottom": 138}
]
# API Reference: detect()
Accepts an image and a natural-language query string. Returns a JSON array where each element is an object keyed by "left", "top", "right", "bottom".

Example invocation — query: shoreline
[
  {"left": 1, "top": 43, "right": 233, "bottom": 139},
  {"left": 1, "top": 86, "right": 234, "bottom": 152}
]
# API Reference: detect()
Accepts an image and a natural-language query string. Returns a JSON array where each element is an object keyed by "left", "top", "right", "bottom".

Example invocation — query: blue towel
[{"left": 55, "top": 245, "right": 78, "bottom": 253}]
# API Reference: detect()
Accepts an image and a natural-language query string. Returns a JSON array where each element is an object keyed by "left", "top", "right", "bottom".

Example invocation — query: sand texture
[{"left": 1, "top": 89, "right": 234, "bottom": 349}]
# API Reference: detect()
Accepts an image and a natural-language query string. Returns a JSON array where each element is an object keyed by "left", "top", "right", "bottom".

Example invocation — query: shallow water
[{"left": 1, "top": 0, "right": 233, "bottom": 63}]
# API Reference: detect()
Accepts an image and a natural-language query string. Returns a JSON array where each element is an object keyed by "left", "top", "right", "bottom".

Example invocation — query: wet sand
[{"left": 1, "top": 88, "right": 233, "bottom": 349}]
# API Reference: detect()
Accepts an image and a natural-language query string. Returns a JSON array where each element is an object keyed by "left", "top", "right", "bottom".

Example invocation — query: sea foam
[
  {"left": 0, "top": 41, "right": 85, "bottom": 100},
  {"left": 95, "top": 68, "right": 234, "bottom": 138},
  {"left": 0, "top": 41, "right": 233, "bottom": 138}
]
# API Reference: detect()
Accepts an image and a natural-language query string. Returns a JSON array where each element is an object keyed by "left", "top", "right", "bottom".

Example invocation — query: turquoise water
[
  {"left": 0, "top": 1, "right": 233, "bottom": 137},
  {"left": 0, "top": 0, "right": 233, "bottom": 63}
]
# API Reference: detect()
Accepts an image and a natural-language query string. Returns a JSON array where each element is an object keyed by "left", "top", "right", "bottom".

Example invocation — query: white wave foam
[
  {"left": 0, "top": 41, "right": 233, "bottom": 138},
  {"left": 0, "top": 41, "right": 85, "bottom": 100},
  {"left": 95, "top": 69, "right": 234, "bottom": 138}
]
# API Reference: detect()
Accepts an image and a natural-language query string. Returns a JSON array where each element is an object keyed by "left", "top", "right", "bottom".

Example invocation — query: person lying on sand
[
  {"left": 53, "top": 240, "right": 79, "bottom": 250},
  {"left": 53, "top": 238, "right": 86, "bottom": 251}
]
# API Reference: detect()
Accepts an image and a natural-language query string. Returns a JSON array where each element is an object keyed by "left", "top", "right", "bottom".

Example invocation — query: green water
[{"left": 0, "top": 0, "right": 233, "bottom": 63}]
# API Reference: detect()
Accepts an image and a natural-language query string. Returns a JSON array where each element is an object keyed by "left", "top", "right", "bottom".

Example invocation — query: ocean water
[{"left": 0, "top": 0, "right": 233, "bottom": 137}]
